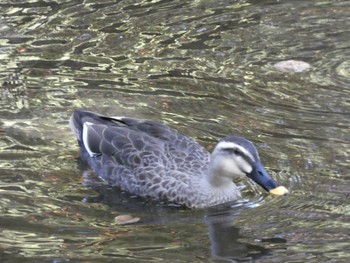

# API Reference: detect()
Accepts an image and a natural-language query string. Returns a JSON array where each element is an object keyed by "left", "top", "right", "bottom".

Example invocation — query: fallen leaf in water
[
  {"left": 162, "top": 102, "right": 170, "bottom": 110},
  {"left": 274, "top": 60, "right": 311, "bottom": 73},
  {"left": 17, "top": 47, "right": 26, "bottom": 53},
  {"left": 114, "top": 215, "right": 140, "bottom": 225}
]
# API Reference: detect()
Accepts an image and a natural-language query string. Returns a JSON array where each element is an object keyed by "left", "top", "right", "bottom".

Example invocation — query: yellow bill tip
[{"left": 269, "top": 186, "right": 289, "bottom": 196}]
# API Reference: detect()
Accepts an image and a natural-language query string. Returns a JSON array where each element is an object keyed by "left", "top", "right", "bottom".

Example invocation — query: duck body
[{"left": 70, "top": 110, "right": 288, "bottom": 209}]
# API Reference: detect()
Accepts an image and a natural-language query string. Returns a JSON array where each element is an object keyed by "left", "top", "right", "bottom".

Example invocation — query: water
[{"left": 1, "top": 0, "right": 350, "bottom": 262}]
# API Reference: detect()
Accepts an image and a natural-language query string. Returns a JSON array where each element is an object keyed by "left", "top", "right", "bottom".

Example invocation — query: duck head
[{"left": 209, "top": 136, "right": 289, "bottom": 196}]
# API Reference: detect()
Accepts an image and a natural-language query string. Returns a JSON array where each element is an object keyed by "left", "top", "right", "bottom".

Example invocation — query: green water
[{"left": 1, "top": 0, "right": 350, "bottom": 262}]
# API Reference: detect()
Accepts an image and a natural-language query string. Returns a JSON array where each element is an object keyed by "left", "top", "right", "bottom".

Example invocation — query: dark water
[{"left": 1, "top": 0, "right": 350, "bottom": 262}]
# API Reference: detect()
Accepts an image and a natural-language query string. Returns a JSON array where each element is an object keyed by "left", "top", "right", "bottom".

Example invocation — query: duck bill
[{"left": 247, "top": 162, "right": 289, "bottom": 196}]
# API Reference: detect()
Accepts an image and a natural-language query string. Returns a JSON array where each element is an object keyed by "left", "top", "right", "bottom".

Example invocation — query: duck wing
[
  {"left": 110, "top": 116, "right": 211, "bottom": 173},
  {"left": 70, "top": 111, "right": 209, "bottom": 192}
]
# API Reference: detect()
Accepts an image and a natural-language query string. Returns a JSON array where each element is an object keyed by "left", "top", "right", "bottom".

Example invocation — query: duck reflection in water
[
  {"left": 205, "top": 208, "right": 287, "bottom": 262},
  {"left": 78, "top": 169, "right": 286, "bottom": 262}
]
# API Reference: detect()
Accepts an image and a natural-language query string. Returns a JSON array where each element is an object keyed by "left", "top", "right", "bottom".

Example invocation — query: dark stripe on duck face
[
  {"left": 220, "top": 136, "right": 260, "bottom": 160},
  {"left": 216, "top": 141, "right": 256, "bottom": 164},
  {"left": 220, "top": 146, "right": 254, "bottom": 166}
]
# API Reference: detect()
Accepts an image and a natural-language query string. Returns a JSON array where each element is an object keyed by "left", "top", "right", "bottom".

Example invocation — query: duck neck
[
  {"left": 190, "top": 162, "right": 240, "bottom": 209},
  {"left": 206, "top": 156, "right": 237, "bottom": 188}
]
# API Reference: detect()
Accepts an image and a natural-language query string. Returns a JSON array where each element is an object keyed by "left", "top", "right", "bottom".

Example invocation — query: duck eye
[
  {"left": 221, "top": 147, "right": 242, "bottom": 155},
  {"left": 233, "top": 149, "right": 240, "bottom": 155}
]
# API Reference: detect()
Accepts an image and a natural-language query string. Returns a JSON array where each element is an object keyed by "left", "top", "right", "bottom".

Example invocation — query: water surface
[{"left": 1, "top": 0, "right": 350, "bottom": 262}]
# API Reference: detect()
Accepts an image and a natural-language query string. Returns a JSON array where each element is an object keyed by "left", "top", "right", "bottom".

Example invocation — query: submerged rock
[
  {"left": 114, "top": 215, "right": 140, "bottom": 225},
  {"left": 274, "top": 60, "right": 311, "bottom": 73}
]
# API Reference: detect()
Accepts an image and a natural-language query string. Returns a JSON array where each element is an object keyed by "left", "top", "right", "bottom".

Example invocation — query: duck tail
[{"left": 69, "top": 110, "right": 104, "bottom": 141}]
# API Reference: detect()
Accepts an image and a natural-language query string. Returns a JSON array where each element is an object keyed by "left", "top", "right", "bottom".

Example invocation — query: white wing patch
[
  {"left": 111, "top": 116, "right": 125, "bottom": 121},
  {"left": 83, "top": 122, "right": 97, "bottom": 157}
]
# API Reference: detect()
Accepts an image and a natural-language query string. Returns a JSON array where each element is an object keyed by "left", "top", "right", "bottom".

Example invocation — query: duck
[{"left": 69, "top": 110, "right": 288, "bottom": 209}]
